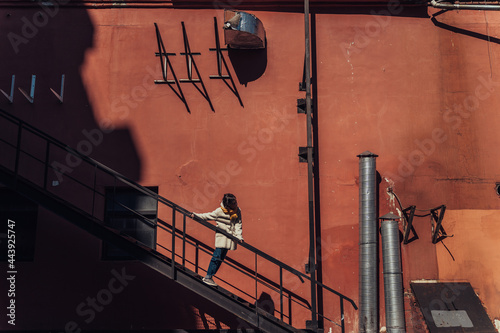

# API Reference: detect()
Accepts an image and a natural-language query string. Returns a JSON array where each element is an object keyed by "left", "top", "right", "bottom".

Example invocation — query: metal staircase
[{"left": 0, "top": 108, "right": 357, "bottom": 333}]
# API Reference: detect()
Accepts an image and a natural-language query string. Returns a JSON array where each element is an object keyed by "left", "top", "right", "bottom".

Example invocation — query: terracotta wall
[{"left": 1, "top": 3, "right": 499, "bottom": 331}]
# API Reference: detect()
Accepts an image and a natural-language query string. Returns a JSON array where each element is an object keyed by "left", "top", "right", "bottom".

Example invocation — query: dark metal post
[
  {"left": 172, "top": 207, "right": 176, "bottom": 279},
  {"left": 92, "top": 164, "right": 97, "bottom": 217},
  {"left": 255, "top": 253, "right": 258, "bottom": 314},
  {"left": 280, "top": 267, "right": 284, "bottom": 321},
  {"left": 182, "top": 214, "right": 187, "bottom": 267},
  {"left": 340, "top": 298, "right": 345, "bottom": 333},
  {"left": 43, "top": 141, "right": 50, "bottom": 190},
  {"left": 304, "top": 0, "right": 317, "bottom": 329},
  {"left": 195, "top": 242, "right": 199, "bottom": 274},
  {"left": 14, "top": 121, "right": 23, "bottom": 176}
]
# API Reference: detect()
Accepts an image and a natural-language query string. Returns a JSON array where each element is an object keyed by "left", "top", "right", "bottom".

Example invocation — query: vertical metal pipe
[
  {"left": 304, "top": 0, "right": 317, "bottom": 328},
  {"left": 380, "top": 213, "right": 406, "bottom": 333},
  {"left": 358, "top": 151, "right": 378, "bottom": 333},
  {"left": 310, "top": 13, "right": 324, "bottom": 330}
]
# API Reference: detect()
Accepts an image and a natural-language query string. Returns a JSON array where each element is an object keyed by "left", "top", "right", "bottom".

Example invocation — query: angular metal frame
[
  {"left": 402, "top": 205, "right": 417, "bottom": 244},
  {"left": 180, "top": 22, "right": 214, "bottom": 112},
  {"left": 430, "top": 205, "right": 448, "bottom": 244},
  {"left": 154, "top": 23, "right": 191, "bottom": 113},
  {"left": 209, "top": 17, "right": 244, "bottom": 107}
]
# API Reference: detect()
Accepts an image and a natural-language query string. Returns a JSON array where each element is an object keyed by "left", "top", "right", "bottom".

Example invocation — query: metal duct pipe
[
  {"left": 430, "top": 0, "right": 500, "bottom": 10},
  {"left": 380, "top": 212, "right": 406, "bottom": 333},
  {"left": 358, "top": 151, "right": 378, "bottom": 333}
]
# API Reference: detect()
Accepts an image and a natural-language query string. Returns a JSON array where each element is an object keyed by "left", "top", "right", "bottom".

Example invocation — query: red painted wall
[{"left": 1, "top": 2, "right": 499, "bottom": 331}]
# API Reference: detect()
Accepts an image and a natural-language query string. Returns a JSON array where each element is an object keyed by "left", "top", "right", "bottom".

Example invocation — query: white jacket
[{"left": 195, "top": 206, "right": 243, "bottom": 250}]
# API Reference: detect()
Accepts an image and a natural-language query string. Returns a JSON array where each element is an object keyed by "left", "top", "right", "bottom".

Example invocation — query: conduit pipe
[
  {"left": 380, "top": 212, "right": 405, "bottom": 333},
  {"left": 358, "top": 151, "right": 378, "bottom": 333},
  {"left": 304, "top": 0, "right": 318, "bottom": 329},
  {"left": 430, "top": 0, "right": 500, "bottom": 10}
]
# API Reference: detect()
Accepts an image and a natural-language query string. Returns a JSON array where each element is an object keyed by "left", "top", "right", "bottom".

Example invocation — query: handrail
[
  {"left": 0, "top": 108, "right": 357, "bottom": 329},
  {"left": 156, "top": 218, "right": 312, "bottom": 307},
  {"left": 0, "top": 110, "right": 308, "bottom": 281}
]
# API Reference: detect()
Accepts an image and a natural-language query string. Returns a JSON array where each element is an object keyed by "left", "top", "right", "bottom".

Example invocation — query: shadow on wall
[
  {"left": 256, "top": 292, "right": 275, "bottom": 315},
  {"left": 228, "top": 46, "right": 267, "bottom": 86},
  {"left": 0, "top": 5, "right": 269, "bottom": 331},
  {"left": 0, "top": 5, "right": 141, "bottom": 180},
  {"left": 0, "top": 4, "right": 210, "bottom": 331}
]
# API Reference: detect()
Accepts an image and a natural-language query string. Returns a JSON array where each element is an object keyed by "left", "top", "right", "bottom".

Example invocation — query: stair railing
[{"left": 0, "top": 108, "right": 357, "bottom": 332}]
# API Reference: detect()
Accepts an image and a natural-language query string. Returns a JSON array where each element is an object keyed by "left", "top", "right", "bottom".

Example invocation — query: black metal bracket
[
  {"left": 209, "top": 17, "right": 244, "bottom": 108},
  {"left": 298, "top": 147, "right": 314, "bottom": 163},
  {"left": 402, "top": 205, "right": 418, "bottom": 244},
  {"left": 154, "top": 23, "right": 191, "bottom": 113},
  {"left": 297, "top": 98, "right": 314, "bottom": 114},
  {"left": 430, "top": 205, "right": 451, "bottom": 243},
  {"left": 299, "top": 55, "right": 312, "bottom": 92},
  {"left": 180, "top": 22, "right": 215, "bottom": 112}
]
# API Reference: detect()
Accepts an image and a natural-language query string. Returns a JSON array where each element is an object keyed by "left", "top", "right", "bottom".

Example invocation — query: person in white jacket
[{"left": 191, "top": 193, "right": 243, "bottom": 286}]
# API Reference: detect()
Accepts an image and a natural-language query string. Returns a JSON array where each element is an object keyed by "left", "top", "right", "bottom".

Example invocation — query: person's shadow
[{"left": 256, "top": 292, "right": 275, "bottom": 315}]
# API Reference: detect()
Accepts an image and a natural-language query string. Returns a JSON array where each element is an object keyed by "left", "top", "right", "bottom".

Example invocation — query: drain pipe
[
  {"left": 358, "top": 151, "right": 378, "bottom": 333},
  {"left": 430, "top": 0, "right": 500, "bottom": 10},
  {"left": 380, "top": 212, "right": 406, "bottom": 333}
]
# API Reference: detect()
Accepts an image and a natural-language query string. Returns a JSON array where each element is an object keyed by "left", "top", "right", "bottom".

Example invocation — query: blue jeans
[{"left": 206, "top": 248, "right": 228, "bottom": 278}]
